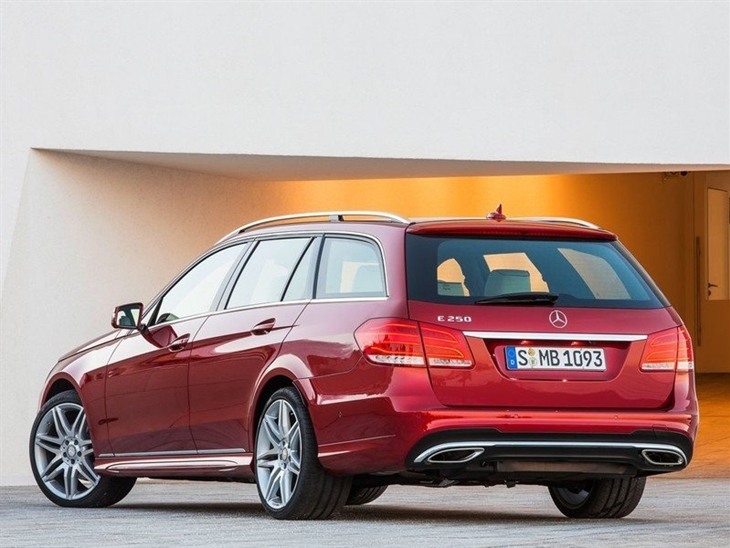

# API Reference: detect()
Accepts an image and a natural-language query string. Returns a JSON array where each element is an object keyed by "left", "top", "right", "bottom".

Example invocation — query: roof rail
[
  {"left": 217, "top": 211, "right": 410, "bottom": 243},
  {"left": 512, "top": 217, "right": 601, "bottom": 230}
]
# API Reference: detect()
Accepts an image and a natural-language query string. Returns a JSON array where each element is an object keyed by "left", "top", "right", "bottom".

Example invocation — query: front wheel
[
  {"left": 255, "top": 386, "right": 351, "bottom": 520},
  {"left": 29, "top": 390, "right": 136, "bottom": 507},
  {"left": 549, "top": 477, "right": 646, "bottom": 519}
]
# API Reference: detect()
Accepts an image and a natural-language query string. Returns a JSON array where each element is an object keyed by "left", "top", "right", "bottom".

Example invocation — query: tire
[
  {"left": 346, "top": 485, "right": 388, "bottom": 506},
  {"left": 29, "top": 390, "right": 136, "bottom": 508},
  {"left": 549, "top": 477, "right": 646, "bottom": 519},
  {"left": 254, "top": 386, "right": 351, "bottom": 520}
]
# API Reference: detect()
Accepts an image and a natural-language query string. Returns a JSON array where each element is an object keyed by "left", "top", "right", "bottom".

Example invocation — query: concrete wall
[
  {"left": 0, "top": 150, "right": 708, "bottom": 484},
  {"left": 2, "top": 1, "right": 729, "bottom": 289}
]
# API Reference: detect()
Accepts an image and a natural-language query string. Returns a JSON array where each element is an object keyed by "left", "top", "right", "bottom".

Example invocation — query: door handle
[
  {"left": 166, "top": 335, "right": 190, "bottom": 352},
  {"left": 251, "top": 318, "right": 276, "bottom": 336}
]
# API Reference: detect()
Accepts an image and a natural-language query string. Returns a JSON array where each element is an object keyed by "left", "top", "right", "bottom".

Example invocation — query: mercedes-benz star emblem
[{"left": 549, "top": 310, "right": 568, "bottom": 329}]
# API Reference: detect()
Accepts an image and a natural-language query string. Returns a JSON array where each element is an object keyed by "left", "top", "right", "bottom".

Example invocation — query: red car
[{"left": 30, "top": 210, "right": 698, "bottom": 520}]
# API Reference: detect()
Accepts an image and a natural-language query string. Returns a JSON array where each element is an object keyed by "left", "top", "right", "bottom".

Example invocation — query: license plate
[{"left": 505, "top": 346, "right": 606, "bottom": 371}]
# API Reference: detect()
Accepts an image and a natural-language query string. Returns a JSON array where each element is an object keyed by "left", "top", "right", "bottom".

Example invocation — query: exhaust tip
[
  {"left": 641, "top": 448, "right": 685, "bottom": 467},
  {"left": 426, "top": 447, "right": 485, "bottom": 464}
]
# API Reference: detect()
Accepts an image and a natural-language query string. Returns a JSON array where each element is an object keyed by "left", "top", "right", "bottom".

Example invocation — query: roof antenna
[{"left": 486, "top": 204, "right": 506, "bottom": 221}]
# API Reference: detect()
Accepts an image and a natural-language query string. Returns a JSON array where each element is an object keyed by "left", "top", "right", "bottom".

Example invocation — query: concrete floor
[
  {"left": 2, "top": 375, "right": 728, "bottom": 547},
  {"left": 1, "top": 480, "right": 728, "bottom": 547}
]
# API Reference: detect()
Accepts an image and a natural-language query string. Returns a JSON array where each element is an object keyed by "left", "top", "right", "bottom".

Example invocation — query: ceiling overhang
[{"left": 47, "top": 149, "right": 730, "bottom": 181}]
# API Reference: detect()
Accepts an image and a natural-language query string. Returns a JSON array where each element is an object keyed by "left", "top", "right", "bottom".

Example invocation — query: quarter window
[
  {"left": 153, "top": 244, "right": 245, "bottom": 325},
  {"left": 316, "top": 238, "right": 386, "bottom": 298},
  {"left": 227, "top": 238, "right": 312, "bottom": 309}
]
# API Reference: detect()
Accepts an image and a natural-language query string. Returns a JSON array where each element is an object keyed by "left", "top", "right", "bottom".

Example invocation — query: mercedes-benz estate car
[{"left": 30, "top": 210, "right": 698, "bottom": 520}]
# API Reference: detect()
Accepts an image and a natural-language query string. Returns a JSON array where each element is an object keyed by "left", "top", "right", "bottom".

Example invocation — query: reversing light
[{"left": 421, "top": 324, "right": 474, "bottom": 367}]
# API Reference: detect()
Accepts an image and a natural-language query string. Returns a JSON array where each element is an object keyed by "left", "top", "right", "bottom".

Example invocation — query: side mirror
[{"left": 112, "top": 302, "right": 144, "bottom": 330}]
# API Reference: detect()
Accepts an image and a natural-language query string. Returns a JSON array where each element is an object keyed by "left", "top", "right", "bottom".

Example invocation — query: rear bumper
[
  {"left": 306, "top": 364, "right": 698, "bottom": 477},
  {"left": 406, "top": 429, "right": 692, "bottom": 476},
  {"left": 312, "top": 402, "right": 697, "bottom": 477}
]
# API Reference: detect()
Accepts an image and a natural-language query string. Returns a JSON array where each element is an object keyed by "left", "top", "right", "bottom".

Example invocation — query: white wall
[
  {"left": 2, "top": 1, "right": 729, "bottom": 289},
  {"left": 0, "top": 152, "right": 266, "bottom": 484}
]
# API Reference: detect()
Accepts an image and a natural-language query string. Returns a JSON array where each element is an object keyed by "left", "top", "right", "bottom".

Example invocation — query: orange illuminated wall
[{"left": 244, "top": 172, "right": 693, "bottom": 333}]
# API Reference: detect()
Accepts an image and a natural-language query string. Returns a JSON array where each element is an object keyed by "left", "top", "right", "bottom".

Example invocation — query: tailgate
[{"left": 409, "top": 301, "right": 679, "bottom": 409}]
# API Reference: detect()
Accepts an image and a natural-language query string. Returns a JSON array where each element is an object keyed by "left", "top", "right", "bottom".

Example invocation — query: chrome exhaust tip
[
  {"left": 641, "top": 448, "right": 685, "bottom": 467},
  {"left": 425, "top": 447, "right": 485, "bottom": 465}
]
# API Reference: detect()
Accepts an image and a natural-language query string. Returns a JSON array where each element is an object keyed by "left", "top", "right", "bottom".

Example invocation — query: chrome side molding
[{"left": 95, "top": 454, "right": 252, "bottom": 474}]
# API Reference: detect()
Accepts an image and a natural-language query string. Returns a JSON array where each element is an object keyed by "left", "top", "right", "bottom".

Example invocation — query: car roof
[{"left": 218, "top": 210, "right": 617, "bottom": 243}]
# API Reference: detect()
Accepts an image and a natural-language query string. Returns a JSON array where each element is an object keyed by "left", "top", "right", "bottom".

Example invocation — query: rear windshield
[{"left": 406, "top": 235, "right": 668, "bottom": 309}]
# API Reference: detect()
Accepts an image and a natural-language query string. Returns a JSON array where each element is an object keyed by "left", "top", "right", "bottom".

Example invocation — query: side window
[
  {"left": 316, "top": 238, "right": 386, "bottom": 298},
  {"left": 227, "top": 238, "right": 311, "bottom": 309},
  {"left": 153, "top": 244, "right": 246, "bottom": 325}
]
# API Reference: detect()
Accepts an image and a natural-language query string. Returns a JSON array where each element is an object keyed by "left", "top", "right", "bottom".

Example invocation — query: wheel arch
[
  {"left": 252, "top": 376, "right": 300, "bottom": 441},
  {"left": 40, "top": 374, "right": 80, "bottom": 408},
  {"left": 249, "top": 365, "right": 318, "bottom": 451}
]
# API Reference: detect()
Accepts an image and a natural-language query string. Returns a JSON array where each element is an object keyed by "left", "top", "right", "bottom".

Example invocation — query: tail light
[
  {"left": 677, "top": 325, "right": 694, "bottom": 371},
  {"left": 640, "top": 326, "right": 694, "bottom": 372},
  {"left": 420, "top": 324, "right": 474, "bottom": 367},
  {"left": 354, "top": 318, "right": 474, "bottom": 368},
  {"left": 354, "top": 319, "right": 425, "bottom": 366}
]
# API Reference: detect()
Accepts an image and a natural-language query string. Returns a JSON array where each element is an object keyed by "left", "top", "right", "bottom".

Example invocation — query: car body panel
[
  {"left": 42, "top": 336, "right": 122, "bottom": 457},
  {"left": 408, "top": 301, "right": 680, "bottom": 409},
  {"left": 104, "top": 317, "right": 208, "bottom": 454},
  {"left": 187, "top": 302, "right": 308, "bottom": 451}
]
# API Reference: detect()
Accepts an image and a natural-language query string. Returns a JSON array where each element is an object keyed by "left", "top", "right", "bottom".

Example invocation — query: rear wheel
[
  {"left": 549, "top": 477, "right": 646, "bottom": 518},
  {"left": 346, "top": 485, "right": 388, "bottom": 506},
  {"left": 255, "top": 387, "right": 351, "bottom": 520},
  {"left": 30, "top": 390, "right": 136, "bottom": 507}
]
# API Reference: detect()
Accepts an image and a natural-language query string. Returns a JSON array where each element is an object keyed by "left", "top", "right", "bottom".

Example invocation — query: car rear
[
  {"left": 395, "top": 219, "right": 697, "bottom": 477},
  {"left": 342, "top": 219, "right": 697, "bottom": 481}
]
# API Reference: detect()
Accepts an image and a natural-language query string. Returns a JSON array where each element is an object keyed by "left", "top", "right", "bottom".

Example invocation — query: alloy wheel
[
  {"left": 32, "top": 402, "right": 99, "bottom": 501},
  {"left": 255, "top": 399, "right": 302, "bottom": 509}
]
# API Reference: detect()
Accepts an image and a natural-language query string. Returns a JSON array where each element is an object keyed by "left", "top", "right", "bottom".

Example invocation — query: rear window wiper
[{"left": 474, "top": 292, "right": 559, "bottom": 305}]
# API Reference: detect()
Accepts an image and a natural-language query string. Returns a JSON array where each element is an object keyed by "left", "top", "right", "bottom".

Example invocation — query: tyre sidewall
[{"left": 254, "top": 387, "right": 320, "bottom": 519}]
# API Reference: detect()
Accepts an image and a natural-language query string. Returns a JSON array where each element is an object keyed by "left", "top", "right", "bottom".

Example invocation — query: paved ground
[
  {"left": 2, "top": 478, "right": 728, "bottom": 547},
  {"left": 3, "top": 375, "right": 728, "bottom": 546}
]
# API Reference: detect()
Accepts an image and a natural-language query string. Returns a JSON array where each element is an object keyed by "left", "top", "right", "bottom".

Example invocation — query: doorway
[{"left": 695, "top": 173, "right": 730, "bottom": 372}]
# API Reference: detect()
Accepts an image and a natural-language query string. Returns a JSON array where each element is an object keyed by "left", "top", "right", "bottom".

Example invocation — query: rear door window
[
  {"left": 408, "top": 235, "right": 666, "bottom": 309},
  {"left": 226, "top": 238, "right": 312, "bottom": 308},
  {"left": 316, "top": 237, "right": 386, "bottom": 299}
]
